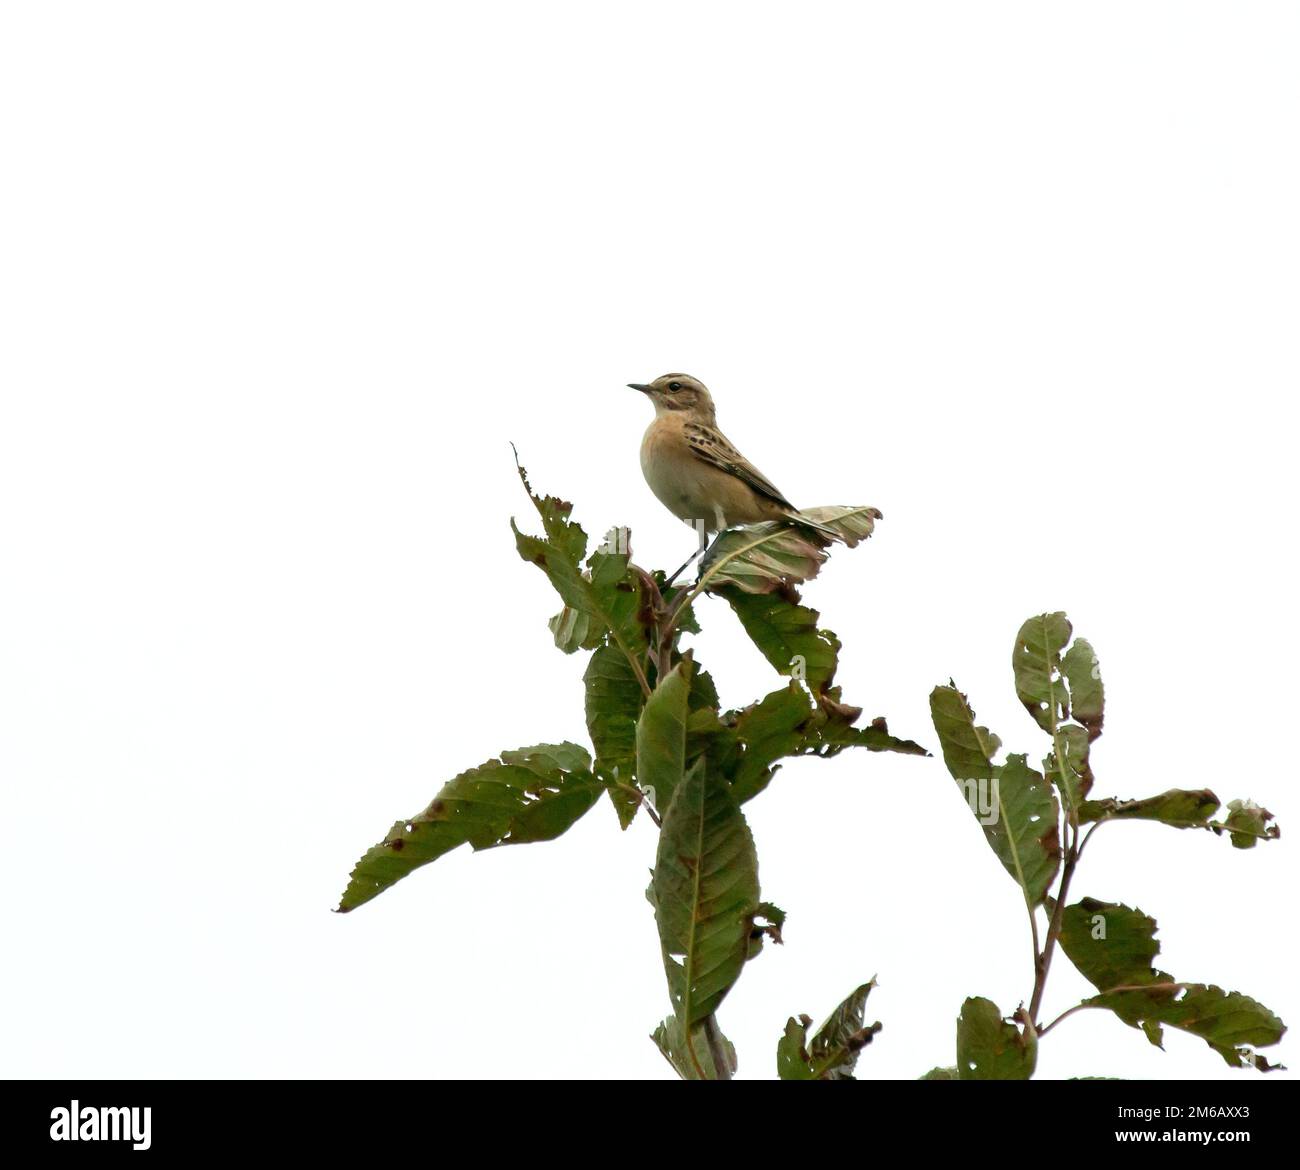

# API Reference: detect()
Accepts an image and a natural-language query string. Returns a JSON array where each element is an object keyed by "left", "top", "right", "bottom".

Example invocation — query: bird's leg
[
  {"left": 663, "top": 548, "right": 704, "bottom": 590},
  {"left": 692, "top": 529, "right": 726, "bottom": 584},
  {"left": 662, "top": 519, "right": 711, "bottom": 590}
]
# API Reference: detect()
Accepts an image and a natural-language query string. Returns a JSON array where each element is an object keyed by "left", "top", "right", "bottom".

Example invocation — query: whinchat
[{"left": 628, "top": 373, "right": 840, "bottom": 573}]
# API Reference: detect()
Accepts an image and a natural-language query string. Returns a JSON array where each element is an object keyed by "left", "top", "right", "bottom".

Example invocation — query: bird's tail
[{"left": 782, "top": 510, "right": 844, "bottom": 542}]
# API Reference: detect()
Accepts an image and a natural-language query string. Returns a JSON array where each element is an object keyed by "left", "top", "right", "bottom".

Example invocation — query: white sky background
[{"left": 2, "top": 2, "right": 1296, "bottom": 1081}]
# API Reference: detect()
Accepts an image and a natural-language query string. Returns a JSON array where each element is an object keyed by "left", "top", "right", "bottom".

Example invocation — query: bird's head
[{"left": 627, "top": 373, "right": 716, "bottom": 422}]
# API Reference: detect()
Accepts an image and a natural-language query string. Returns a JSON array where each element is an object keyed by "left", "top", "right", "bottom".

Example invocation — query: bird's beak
[{"left": 627, "top": 383, "right": 651, "bottom": 394}]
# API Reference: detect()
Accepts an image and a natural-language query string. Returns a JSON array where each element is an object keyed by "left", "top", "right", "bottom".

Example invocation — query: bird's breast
[{"left": 641, "top": 420, "right": 707, "bottom": 525}]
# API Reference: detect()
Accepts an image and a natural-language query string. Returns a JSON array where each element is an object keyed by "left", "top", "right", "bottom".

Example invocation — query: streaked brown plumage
[{"left": 628, "top": 373, "right": 837, "bottom": 538}]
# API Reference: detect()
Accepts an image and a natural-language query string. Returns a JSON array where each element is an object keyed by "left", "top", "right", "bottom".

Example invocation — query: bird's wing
[{"left": 684, "top": 421, "right": 795, "bottom": 510}]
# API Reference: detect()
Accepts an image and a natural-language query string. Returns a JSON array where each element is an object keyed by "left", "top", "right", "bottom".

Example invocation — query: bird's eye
[{"left": 668, "top": 382, "right": 683, "bottom": 392}]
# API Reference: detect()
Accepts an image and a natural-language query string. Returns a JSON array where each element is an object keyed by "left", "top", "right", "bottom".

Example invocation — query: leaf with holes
[
  {"left": 957, "top": 997, "right": 1036, "bottom": 1080},
  {"left": 584, "top": 643, "right": 645, "bottom": 828},
  {"left": 652, "top": 758, "right": 760, "bottom": 1031},
  {"left": 1014, "top": 613, "right": 1103, "bottom": 806},
  {"left": 1062, "top": 636, "right": 1104, "bottom": 739},
  {"left": 1012, "top": 612, "right": 1073, "bottom": 735},
  {"left": 777, "top": 980, "right": 881, "bottom": 1080},
  {"left": 652, "top": 1015, "right": 736, "bottom": 1080},
  {"left": 1219, "top": 800, "right": 1280, "bottom": 849},
  {"left": 1060, "top": 898, "right": 1286, "bottom": 1070},
  {"left": 799, "top": 504, "right": 885, "bottom": 546},
  {"left": 511, "top": 460, "right": 649, "bottom": 686},
  {"left": 337, "top": 743, "right": 601, "bottom": 912},
  {"left": 1079, "top": 789, "right": 1221, "bottom": 829},
  {"left": 930, "top": 685, "right": 1060, "bottom": 906},
  {"left": 695, "top": 505, "right": 882, "bottom": 597}
]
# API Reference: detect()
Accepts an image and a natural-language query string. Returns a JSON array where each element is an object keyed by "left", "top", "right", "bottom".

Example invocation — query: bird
[{"left": 628, "top": 372, "right": 840, "bottom": 583}]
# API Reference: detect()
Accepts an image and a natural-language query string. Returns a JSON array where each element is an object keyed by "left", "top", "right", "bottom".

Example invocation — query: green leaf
[
  {"left": 1091, "top": 985, "right": 1286, "bottom": 1071},
  {"left": 1077, "top": 790, "right": 1281, "bottom": 848},
  {"left": 1219, "top": 799, "right": 1280, "bottom": 849},
  {"left": 930, "top": 686, "right": 1061, "bottom": 906},
  {"left": 919, "top": 1066, "right": 959, "bottom": 1080},
  {"left": 652, "top": 1015, "right": 736, "bottom": 1080},
  {"left": 929, "top": 683, "right": 1001, "bottom": 781},
  {"left": 1012, "top": 614, "right": 1102, "bottom": 806},
  {"left": 956, "top": 997, "right": 1036, "bottom": 1080},
  {"left": 1062, "top": 636, "right": 1104, "bottom": 739},
  {"left": 719, "top": 586, "right": 840, "bottom": 695},
  {"left": 337, "top": 743, "right": 601, "bottom": 912},
  {"left": 1060, "top": 898, "right": 1163, "bottom": 990},
  {"left": 777, "top": 1016, "right": 817, "bottom": 1081},
  {"left": 721, "top": 685, "right": 927, "bottom": 804},
  {"left": 729, "top": 683, "right": 814, "bottom": 803},
  {"left": 546, "top": 604, "right": 598, "bottom": 653},
  {"left": 778, "top": 980, "right": 881, "bottom": 1081},
  {"left": 804, "top": 710, "right": 930, "bottom": 759},
  {"left": 511, "top": 460, "right": 649, "bottom": 689},
  {"left": 1060, "top": 898, "right": 1287, "bottom": 1070},
  {"left": 656, "top": 574, "right": 701, "bottom": 635},
  {"left": 1012, "top": 612, "right": 1073, "bottom": 735},
  {"left": 636, "top": 657, "right": 693, "bottom": 814},
  {"left": 694, "top": 505, "right": 882, "bottom": 596},
  {"left": 1079, "top": 788, "right": 1221, "bottom": 829},
  {"left": 652, "top": 758, "right": 760, "bottom": 1030},
  {"left": 584, "top": 643, "right": 645, "bottom": 828},
  {"left": 1042, "top": 721, "right": 1095, "bottom": 807}
]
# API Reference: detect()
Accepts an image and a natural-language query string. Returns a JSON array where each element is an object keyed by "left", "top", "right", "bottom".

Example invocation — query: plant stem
[
  {"left": 1029, "top": 820, "right": 1079, "bottom": 1026},
  {"left": 1029, "top": 657, "right": 1085, "bottom": 1027},
  {"left": 702, "top": 1014, "right": 732, "bottom": 1080},
  {"left": 1038, "top": 982, "right": 1190, "bottom": 1037}
]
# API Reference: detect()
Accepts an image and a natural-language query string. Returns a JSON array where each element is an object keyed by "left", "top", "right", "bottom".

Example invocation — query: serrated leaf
[
  {"left": 1060, "top": 898, "right": 1287, "bottom": 1069},
  {"left": 729, "top": 683, "right": 814, "bottom": 802},
  {"left": 778, "top": 980, "right": 881, "bottom": 1081},
  {"left": 957, "top": 997, "right": 1036, "bottom": 1080},
  {"left": 584, "top": 643, "right": 645, "bottom": 828},
  {"left": 636, "top": 657, "right": 693, "bottom": 814},
  {"left": 694, "top": 505, "right": 882, "bottom": 596},
  {"left": 653, "top": 758, "right": 760, "bottom": 1029},
  {"left": 1093, "top": 984, "right": 1286, "bottom": 1070},
  {"left": 930, "top": 686, "right": 1061, "bottom": 906},
  {"left": 724, "top": 686, "right": 927, "bottom": 803},
  {"left": 805, "top": 710, "right": 930, "bottom": 759},
  {"left": 1060, "top": 898, "right": 1164, "bottom": 990},
  {"left": 511, "top": 460, "right": 650, "bottom": 687},
  {"left": 719, "top": 586, "right": 840, "bottom": 695},
  {"left": 652, "top": 1015, "right": 736, "bottom": 1080},
  {"left": 337, "top": 742, "right": 601, "bottom": 912}
]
